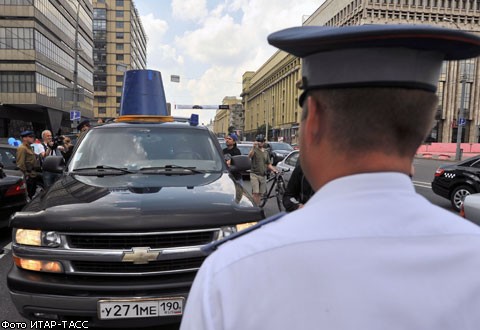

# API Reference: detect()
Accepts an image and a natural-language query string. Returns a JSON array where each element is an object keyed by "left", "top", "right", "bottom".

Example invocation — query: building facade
[
  {"left": 242, "top": 0, "right": 480, "bottom": 143},
  {"left": 93, "top": 0, "right": 146, "bottom": 120},
  {"left": 0, "top": 0, "right": 94, "bottom": 138},
  {"left": 213, "top": 97, "right": 244, "bottom": 139}
]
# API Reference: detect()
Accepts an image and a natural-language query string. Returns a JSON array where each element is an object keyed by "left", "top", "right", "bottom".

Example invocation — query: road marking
[{"left": 413, "top": 181, "right": 432, "bottom": 189}]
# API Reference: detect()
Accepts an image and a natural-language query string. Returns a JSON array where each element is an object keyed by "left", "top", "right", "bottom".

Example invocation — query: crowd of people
[{"left": 15, "top": 119, "right": 90, "bottom": 199}]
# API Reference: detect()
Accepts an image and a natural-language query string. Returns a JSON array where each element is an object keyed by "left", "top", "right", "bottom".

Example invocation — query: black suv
[
  {"left": 431, "top": 155, "right": 480, "bottom": 211},
  {"left": 7, "top": 119, "right": 264, "bottom": 327}
]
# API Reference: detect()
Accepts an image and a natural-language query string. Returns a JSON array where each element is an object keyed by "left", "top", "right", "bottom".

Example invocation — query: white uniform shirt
[{"left": 181, "top": 173, "right": 480, "bottom": 330}]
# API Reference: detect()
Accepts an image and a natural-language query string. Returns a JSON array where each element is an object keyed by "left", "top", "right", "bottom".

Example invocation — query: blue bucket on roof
[{"left": 119, "top": 69, "right": 168, "bottom": 117}]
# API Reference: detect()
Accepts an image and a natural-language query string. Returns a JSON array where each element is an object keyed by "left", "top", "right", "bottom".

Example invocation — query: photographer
[{"left": 40, "top": 130, "right": 63, "bottom": 189}]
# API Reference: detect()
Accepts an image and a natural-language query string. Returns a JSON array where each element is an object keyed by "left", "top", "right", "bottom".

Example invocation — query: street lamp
[{"left": 444, "top": 18, "right": 468, "bottom": 160}]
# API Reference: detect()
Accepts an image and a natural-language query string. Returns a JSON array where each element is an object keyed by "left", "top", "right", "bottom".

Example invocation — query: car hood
[
  {"left": 272, "top": 150, "right": 291, "bottom": 156},
  {"left": 11, "top": 172, "right": 264, "bottom": 231}
]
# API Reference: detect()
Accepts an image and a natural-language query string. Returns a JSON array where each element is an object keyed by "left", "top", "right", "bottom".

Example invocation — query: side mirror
[
  {"left": 229, "top": 155, "right": 251, "bottom": 173},
  {"left": 42, "top": 156, "right": 65, "bottom": 173}
]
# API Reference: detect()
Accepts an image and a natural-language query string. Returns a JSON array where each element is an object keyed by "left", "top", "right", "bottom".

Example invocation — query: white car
[
  {"left": 461, "top": 193, "right": 480, "bottom": 225},
  {"left": 275, "top": 150, "right": 299, "bottom": 186}
]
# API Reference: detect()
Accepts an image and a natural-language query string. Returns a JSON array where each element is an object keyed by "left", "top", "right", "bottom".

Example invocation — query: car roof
[{"left": 0, "top": 143, "right": 17, "bottom": 149}]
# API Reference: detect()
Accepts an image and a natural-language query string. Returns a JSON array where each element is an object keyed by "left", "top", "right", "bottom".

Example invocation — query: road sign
[
  {"left": 459, "top": 118, "right": 466, "bottom": 126},
  {"left": 70, "top": 110, "right": 81, "bottom": 121}
]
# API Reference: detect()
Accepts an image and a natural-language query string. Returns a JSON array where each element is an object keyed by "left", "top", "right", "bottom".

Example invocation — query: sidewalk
[{"left": 416, "top": 143, "right": 480, "bottom": 161}]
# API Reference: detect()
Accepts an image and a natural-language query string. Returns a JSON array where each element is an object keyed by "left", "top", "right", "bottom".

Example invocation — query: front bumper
[{"left": 8, "top": 266, "right": 193, "bottom": 327}]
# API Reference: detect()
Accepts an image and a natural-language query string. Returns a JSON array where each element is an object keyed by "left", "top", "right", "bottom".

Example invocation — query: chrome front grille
[
  {"left": 72, "top": 257, "right": 205, "bottom": 274},
  {"left": 68, "top": 231, "right": 216, "bottom": 249},
  {"left": 13, "top": 228, "right": 221, "bottom": 276}
]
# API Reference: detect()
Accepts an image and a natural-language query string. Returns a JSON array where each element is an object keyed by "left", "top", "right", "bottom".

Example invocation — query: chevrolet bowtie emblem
[{"left": 122, "top": 247, "right": 160, "bottom": 264}]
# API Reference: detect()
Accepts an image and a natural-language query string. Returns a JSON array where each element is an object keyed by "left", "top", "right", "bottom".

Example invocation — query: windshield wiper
[
  {"left": 72, "top": 165, "right": 135, "bottom": 174},
  {"left": 138, "top": 165, "right": 203, "bottom": 174}
]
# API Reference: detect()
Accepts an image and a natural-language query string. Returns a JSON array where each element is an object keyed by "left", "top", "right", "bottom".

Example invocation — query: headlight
[
  {"left": 13, "top": 255, "right": 64, "bottom": 273},
  {"left": 236, "top": 222, "right": 258, "bottom": 231},
  {"left": 15, "top": 229, "right": 61, "bottom": 247},
  {"left": 219, "top": 222, "right": 259, "bottom": 239}
]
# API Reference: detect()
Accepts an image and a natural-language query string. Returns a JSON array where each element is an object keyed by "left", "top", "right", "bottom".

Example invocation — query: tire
[
  {"left": 275, "top": 180, "right": 285, "bottom": 212},
  {"left": 450, "top": 185, "right": 474, "bottom": 212}
]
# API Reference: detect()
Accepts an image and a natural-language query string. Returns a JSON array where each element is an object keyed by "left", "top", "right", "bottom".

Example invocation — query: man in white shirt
[{"left": 180, "top": 25, "right": 480, "bottom": 330}]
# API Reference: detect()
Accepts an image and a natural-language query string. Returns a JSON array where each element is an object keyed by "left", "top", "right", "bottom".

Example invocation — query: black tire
[
  {"left": 450, "top": 185, "right": 475, "bottom": 211},
  {"left": 275, "top": 180, "right": 285, "bottom": 211}
]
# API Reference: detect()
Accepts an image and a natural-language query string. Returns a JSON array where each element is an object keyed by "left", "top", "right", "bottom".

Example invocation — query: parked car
[
  {"left": 431, "top": 155, "right": 480, "bottom": 211},
  {"left": 275, "top": 150, "right": 299, "bottom": 185},
  {"left": 266, "top": 141, "right": 294, "bottom": 165},
  {"left": 0, "top": 163, "right": 27, "bottom": 229},
  {"left": 0, "top": 143, "right": 18, "bottom": 170},
  {"left": 460, "top": 193, "right": 480, "bottom": 225}
]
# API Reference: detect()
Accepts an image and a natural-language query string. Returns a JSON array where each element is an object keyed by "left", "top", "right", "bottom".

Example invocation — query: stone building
[
  {"left": 242, "top": 0, "right": 480, "bottom": 143},
  {"left": 214, "top": 97, "right": 244, "bottom": 139}
]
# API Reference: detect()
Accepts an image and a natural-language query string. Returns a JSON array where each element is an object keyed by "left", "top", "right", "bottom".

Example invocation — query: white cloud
[
  {"left": 171, "top": 0, "right": 208, "bottom": 22},
  {"left": 137, "top": 0, "right": 323, "bottom": 124}
]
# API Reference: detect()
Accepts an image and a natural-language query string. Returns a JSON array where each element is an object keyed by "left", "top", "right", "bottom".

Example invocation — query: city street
[{"left": 0, "top": 157, "right": 459, "bottom": 328}]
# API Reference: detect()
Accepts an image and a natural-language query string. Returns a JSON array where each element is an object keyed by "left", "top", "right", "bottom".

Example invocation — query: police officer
[
  {"left": 181, "top": 25, "right": 480, "bottom": 330},
  {"left": 16, "top": 130, "right": 40, "bottom": 199}
]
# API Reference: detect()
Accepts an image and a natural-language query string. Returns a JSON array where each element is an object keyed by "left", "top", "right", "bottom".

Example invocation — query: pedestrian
[
  {"left": 61, "top": 136, "right": 74, "bottom": 163},
  {"left": 40, "top": 130, "right": 62, "bottom": 188},
  {"left": 16, "top": 130, "right": 40, "bottom": 199},
  {"left": 223, "top": 133, "right": 242, "bottom": 183},
  {"left": 247, "top": 134, "right": 277, "bottom": 205},
  {"left": 282, "top": 163, "right": 314, "bottom": 212},
  {"left": 181, "top": 25, "right": 480, "bottom": 330},
  {"left": 77, "top": 120, "right": 91, "bottom": 136}
]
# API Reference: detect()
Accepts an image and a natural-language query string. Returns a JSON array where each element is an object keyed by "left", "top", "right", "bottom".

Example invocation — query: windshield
[
  {"left": 69, "top": 127, "right": 224, "bottom": 172},
  {"left": 270, "top": 143, "right": 294, "bottom": 151}
]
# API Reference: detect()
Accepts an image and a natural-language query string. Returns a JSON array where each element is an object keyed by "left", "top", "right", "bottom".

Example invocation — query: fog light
[{"left": 13, "top": 256, "right": 63, "bottom": 273}]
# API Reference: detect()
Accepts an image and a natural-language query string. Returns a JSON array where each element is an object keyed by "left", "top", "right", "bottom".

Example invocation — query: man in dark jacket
[
  {"left": 223, "top": 133, "right": 242, "bottom": 182},
  {"left": 282, "top": 163, "right": 314, "bottom": 212}
]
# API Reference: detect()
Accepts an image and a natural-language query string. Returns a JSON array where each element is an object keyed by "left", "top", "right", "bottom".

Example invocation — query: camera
[{"left": 51, "top": 135, "right": 64, "bottom": 150}]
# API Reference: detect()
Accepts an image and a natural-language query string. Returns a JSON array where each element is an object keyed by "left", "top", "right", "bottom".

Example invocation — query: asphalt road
[{"left": 0, "top": 157, "right": 458, "bottom": 328}]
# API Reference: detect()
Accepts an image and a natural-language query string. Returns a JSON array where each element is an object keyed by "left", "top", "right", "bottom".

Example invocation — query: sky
[{"left": 133, "top": 0, "right": 324, "bottom": 125}]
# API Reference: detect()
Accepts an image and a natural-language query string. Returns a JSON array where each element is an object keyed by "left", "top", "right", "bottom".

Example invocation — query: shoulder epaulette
[{"left": 202, "top": 212, "right": 286, "bottom": 256}]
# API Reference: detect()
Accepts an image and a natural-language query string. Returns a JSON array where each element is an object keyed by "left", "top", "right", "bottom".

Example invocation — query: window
[
  {"left": 116, "top": 75, "right": 124, "bottom": 82},
  {"left": 116, "top": 21, "right": 124, "bottom": 29},
  {"left": 116, "top": 43, "right": 124, "bottom": 50},
  {"left": 116, "top": 10, "right": 124, "bottom": 18},
  {"left": 116, "top": 86, "right": 123, "bottom": 93},
  {"left": 98, "top": 107, "right": 107, "bottom": 114},
  {"left": 116, "top": 97, "right": 122, "bottom": 104},
  {"left": 97, "top": 96, "right": 106, "bottom": 103},
  {"left": 116, "top": 32, "right": 124, "bottom": 39},
  {"left": 116, "top": 0, "right": 124, "bottom": 6},
  {"left": 116, "top": 54, "right": 124, "bottom": 61}
]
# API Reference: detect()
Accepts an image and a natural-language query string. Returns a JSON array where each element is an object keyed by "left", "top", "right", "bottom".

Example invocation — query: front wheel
[
  {"left": 275, "top": 180, "right": 285, "bottom": 212},
  {"left": 450, "top": 185, "right": 474, "bottom": 212}
]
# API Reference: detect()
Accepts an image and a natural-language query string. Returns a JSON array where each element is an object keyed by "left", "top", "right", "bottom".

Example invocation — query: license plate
[{"left": 98, "top": 297, "right": 184, "bottom": 320}]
